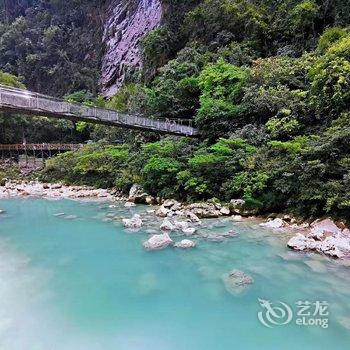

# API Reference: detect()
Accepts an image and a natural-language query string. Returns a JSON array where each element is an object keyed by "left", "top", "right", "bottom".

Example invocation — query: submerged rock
[
  {"left": 222, "top": 230, "right": 238, "bottom": 238},
  {"left": 174, "top": 239, "right": 196, "bottom": 249},
  {"left": 124, "top": 201, "right": 136, "bottom": 208},
  {"left": 182, "top": 227, "right": 197, "bottom": 235},
  {"left": 222, "top": 269, "right": 254, "bottom": 295},
  {"left": 64, "top": 215, "right": 78, "bottom": 220},
  {"left": 123, "top": 214, "right": 143, "bottom": 229},
  {"left": 202, "top": 234, "right": 225, "bottom": 242},
  {"left": 143, "top": 232, "right": 173, "bottom": 250},
  {"left": 53, "top": 212, "right": 65, "bottom": 217}
]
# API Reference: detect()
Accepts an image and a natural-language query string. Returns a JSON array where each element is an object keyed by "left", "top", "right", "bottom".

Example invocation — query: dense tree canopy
[{"left": 1, "top": 0, "right": 350, "bottom": 220}]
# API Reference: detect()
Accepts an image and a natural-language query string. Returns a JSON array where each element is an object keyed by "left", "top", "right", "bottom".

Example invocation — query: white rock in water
[
  {"left": 260, "top": 218, "right": 285, "bottom": 229},
  {"left": 182, "top": 227, "right": 196, "bottom": 235},
  {"left": 0, "top": 209, "right": 6, "bottom": 214},
  {"left": 124, "top": 201, "right": 136, "bottom": 208},
  {"left": 174, "top": 220, "right": 189, "bottom": 230},
  {"left": 143, "top": 232, "right": 173, "bottom": 250},
  {"left": 287, "top": 233, "right": 318, "bottom": 251},
  {"left": 310, "top": 218, "right": 341, "bottom": 235},
  {"left": 174, "top": 239, "right": 196, "bottom": 248},
  {"left": 123, "top": 214, "right": 142, "bottom": 229},
  {"left": 160, "top": 219, "right": 175, "bottom": 231},
  {"left": 231, "top": 215, "right": 243, "bottom": 221},
  {"left": 186, "top": 211, "right": 201, "bottom": 223},
  {"left": 156, "top": 205, "right": 169, "bottom": 217},
  {"left": 318, "top": 236, "right": 350, "bottom": 258},
  {"left": 220, "top": 207, "right": 230, "bottom": 215}
]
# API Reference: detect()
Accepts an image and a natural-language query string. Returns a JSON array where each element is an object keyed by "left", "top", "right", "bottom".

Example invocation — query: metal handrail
[{"left": 0, "top": 84, "right": 198, "bottom": 136}]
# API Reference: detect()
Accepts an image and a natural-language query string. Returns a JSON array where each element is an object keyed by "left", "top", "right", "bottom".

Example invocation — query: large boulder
[
  {"left": 185, "top": 211, "right": 201, "bottom": 223},
  {"left": 260, "top": 218, "right": 286, "bottom": 229},
  {"left": 128, "top": 184, "right": 149, "bottom": 204},
  {"left": 229, "top": 199, "right": 245, "bottom": 214},
  {"left": 229, "top": 199, "right": 258, "bottom": 216},
  {"left": 162, "top": 199, "right": 180, "bottom": 209},
  {"left": 185, "top": 203, "right": 221, "bottom": 218},
  {"left": 222, "top": 269, "right": 254, "bottom": 295},
  {"left": 310, "top": 218, "right": 341, "bottom": 236},
  {"left": 174, "top": 239, "right": 196, "bottom": 248},
  {"left": 318, "top": 236, "right": 350, "bottom": 259},
  {"left": 156, "top": 205, "right": 170, "bottom": 217},
  {"left": 143, "top": 232, "right": 173, "bottom": 250},
  {"left": 220, "top": 207, "right": 230, "bottom": 216},
  {"left": 122, "top": 214, "right": 143, "bottom": 229},
  {"left": 287, "top": 233, "right": 317, "bottom": 251}
]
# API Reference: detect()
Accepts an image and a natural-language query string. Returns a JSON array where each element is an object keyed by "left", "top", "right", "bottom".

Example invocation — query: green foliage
[
  {"left": 0, "top": 70, "right": 24, "bottom": 88},
  {"left": 106, "top": 84, "right": 146, "bottom": 114},
  {"left": 0, "top": 165, "right": 21, "bottom": 184},
  {"left": 309, "top": 55, "right": 350, "bottom": 116},
  {"left": 0, "top": 0, "right": 103, "bottom": 96},
  {"left": 41, "top": 144, "right": 130, "bottom": 189},
  {"left": 196, "top": 59, "right": 249, "bottom": 136},
  {"left": 2, "top": 0, "right": 350, "bottom": 221},
  {"left": 317, "top": 27, "right": 348, "bottom": 53}
]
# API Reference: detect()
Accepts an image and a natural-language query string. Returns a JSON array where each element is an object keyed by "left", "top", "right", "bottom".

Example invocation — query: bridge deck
[
  {"left": 0, "top": 144, "right": 82, "bottom": 151},
  {"left": 0, "top": 85, "right": 199, "bottom": 137}
]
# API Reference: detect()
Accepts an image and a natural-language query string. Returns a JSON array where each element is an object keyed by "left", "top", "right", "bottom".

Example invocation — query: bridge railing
[
  {"left": 0, "top": 85, "right": 198, "bottom": 136},
  {"left": 0, "top": 144, "right": 82, "bottom": 151}
]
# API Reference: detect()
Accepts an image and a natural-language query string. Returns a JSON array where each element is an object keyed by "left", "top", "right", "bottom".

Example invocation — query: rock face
[
  {"left": 101, "top": 0, "right": 162, "bottom": 97},
  {"left": 143, "top": 232, "right": 173, "bottom": 250}
]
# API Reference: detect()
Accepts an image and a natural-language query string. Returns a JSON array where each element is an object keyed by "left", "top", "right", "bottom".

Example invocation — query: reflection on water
[{"left": 0, "top": 198, "right": 349, "bottom": 350}]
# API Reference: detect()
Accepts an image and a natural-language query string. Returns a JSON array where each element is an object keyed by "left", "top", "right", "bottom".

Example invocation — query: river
[{"left": 0, "top": 198, "right": 349, "bottom": 349}]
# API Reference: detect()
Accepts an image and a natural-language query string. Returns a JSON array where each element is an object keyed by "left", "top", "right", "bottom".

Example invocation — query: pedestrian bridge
[{"left": 0, "top": 85, "right": 198, "bottom": 137}]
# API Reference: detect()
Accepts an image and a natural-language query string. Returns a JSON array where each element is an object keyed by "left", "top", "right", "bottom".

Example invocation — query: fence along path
[{"left": 0, "top": 85, "right": 199, "bottom": 137}]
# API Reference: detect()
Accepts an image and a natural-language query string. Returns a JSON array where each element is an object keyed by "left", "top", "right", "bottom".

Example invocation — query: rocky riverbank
[
  {"left": 0, "top": 180, "right": 123, "bottom": 200},
  {"left": 1, "top": 180, "right": 350, "bottom": 262}
]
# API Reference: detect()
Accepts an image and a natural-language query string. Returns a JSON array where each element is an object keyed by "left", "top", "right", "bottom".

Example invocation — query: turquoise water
[{"left": 0, "top": 198, "right": 349, "bottom": 349}]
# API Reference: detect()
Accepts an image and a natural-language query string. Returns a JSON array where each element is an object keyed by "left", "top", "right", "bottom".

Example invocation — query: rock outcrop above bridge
[{"left": 101, "top": 0, "right": 162, "bottom": 97}]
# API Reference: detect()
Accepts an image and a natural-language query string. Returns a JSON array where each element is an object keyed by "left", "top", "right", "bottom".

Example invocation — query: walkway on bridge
[
  {"left": 0, "top": 85, "right": 199, "bottom": 137},
  {"left": 0, "top": 143, "right": 83, "bottom": 160}
]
